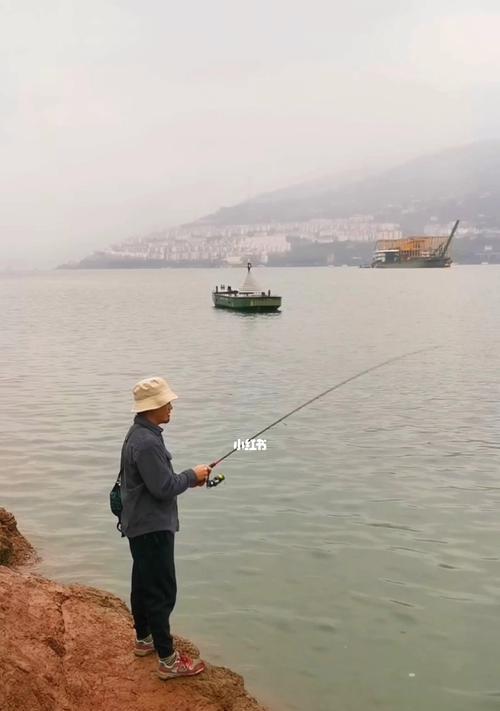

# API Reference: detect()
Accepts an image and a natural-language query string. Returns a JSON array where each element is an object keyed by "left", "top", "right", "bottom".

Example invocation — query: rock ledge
[{"left": 0, "top": 508, "right": 268, "bottom": 711}]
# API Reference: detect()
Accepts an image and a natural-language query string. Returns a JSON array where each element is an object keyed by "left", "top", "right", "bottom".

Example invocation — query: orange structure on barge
[{"left": 372, "top": 221, "right": 459, "bottom": 268}]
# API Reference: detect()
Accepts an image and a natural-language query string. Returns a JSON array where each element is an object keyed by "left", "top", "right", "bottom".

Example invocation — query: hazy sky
[{"left": 2, "top": 0, "right": 500, "bottom": 267}]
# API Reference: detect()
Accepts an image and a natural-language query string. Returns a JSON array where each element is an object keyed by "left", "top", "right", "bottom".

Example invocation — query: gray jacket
[{"left": 121, "top": 415, "right": 198, "bottom": 538}]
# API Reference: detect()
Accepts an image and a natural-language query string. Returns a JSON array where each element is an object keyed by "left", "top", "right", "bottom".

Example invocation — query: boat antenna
[{"left": 208, "top": 345, "right": 440, "bottom": 472}]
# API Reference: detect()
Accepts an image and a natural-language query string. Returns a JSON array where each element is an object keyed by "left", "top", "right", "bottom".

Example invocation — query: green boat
[{"left": 212, "top": 263, "right": 282, "bottom": 312}]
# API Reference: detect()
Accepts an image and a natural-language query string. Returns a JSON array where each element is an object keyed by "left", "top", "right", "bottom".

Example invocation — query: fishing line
[{"left": 206, "top": 345, "right": 440, "bottom": 486}]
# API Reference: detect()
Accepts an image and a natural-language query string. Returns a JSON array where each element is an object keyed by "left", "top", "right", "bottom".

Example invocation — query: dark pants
[{"left": 128, "top": 530, "right": 176, "bottom": 658}]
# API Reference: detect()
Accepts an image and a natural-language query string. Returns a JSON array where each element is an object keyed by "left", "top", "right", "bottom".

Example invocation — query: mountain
[
  {"left": 198, "top": 141, "right": 500, "bottom": 232},
  {"left": 62, "top": 140, "right": 500, "bottom": 269}
]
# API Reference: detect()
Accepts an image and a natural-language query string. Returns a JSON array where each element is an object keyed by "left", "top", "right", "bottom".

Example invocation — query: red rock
[
  {"left": 0, "top": 510, "right": 269, "bottom": 711},
  {"left": 0, "top": 508, "right": 37, "bottom": 567}
]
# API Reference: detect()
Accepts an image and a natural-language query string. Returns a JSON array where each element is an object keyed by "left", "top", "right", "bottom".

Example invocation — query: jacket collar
[{"left": 134, "top": 414, "right": 163, "bottom": 436}]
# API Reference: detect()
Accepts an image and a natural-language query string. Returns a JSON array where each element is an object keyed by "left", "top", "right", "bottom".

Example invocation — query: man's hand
[{"left": 193, "top": 464, "right": 212, "bottom": 487}]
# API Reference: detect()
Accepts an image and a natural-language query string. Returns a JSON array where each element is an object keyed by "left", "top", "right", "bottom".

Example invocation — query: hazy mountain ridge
[
  {"left": 198, "top": 141, "right": 500, "bottom": 231},
  {"left": 63, "top": 141, "right": 500, "bottom": 269}
]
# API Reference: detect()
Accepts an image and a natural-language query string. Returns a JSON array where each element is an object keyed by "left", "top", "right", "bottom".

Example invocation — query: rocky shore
[{"left": 0, "top": 508, "right": 269, "bottom": 711}]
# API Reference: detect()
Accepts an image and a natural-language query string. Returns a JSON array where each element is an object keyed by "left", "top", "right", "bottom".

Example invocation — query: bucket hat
[{"left": 131, "top": 376, "right": 178, "bottom": 413}]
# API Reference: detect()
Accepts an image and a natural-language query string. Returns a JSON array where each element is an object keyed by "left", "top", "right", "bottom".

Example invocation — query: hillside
[
  {"left": 198, "top": 141, "right": 500, "bottom": 231},
  {"left": 62, "top": 141, "right": 500, "bottom": 269}
]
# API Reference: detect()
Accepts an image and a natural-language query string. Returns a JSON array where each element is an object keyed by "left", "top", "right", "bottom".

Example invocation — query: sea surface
[{"left": 1, "top": 266, "right": 500, "bottom": 711}]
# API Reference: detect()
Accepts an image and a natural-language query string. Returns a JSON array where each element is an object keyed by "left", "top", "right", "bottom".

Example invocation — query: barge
[
  {"left": 212, "top": 263, "right": 282, "bottom": 312},
  {"left": 372, "top": 220, "right": 459, "bottom": 268}
]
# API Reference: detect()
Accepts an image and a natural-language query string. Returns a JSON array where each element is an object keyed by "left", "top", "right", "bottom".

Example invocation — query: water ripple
[{"left": 2, "top": 267, "right": 500, "bottom": 711}]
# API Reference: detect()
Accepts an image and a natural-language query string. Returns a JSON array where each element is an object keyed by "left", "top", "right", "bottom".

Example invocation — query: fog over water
[{"left": 2, "top": 1, "right": 500, "bottom": 267}]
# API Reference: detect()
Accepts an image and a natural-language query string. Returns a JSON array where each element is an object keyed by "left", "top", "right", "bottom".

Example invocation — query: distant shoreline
[{"left": 57, "top": 260, "right": 500, "bottom": 269}]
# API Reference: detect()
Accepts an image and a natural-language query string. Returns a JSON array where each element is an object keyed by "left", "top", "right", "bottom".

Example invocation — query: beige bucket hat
[{"left": 131, "top": 376, "right": 178, "bottom": 413}]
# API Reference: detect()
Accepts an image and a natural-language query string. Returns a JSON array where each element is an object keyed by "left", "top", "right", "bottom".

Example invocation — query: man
[{"left": 121, "top": 376, "right": 211, "bottom": 680}]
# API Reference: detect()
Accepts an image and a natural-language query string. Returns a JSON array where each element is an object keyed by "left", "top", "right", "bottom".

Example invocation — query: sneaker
[
  {"left": 134, "top": 634, "right": 155, "bottom": 657},
  {"left": 157, "top": 651, "right": 205, "bottom": 680}
]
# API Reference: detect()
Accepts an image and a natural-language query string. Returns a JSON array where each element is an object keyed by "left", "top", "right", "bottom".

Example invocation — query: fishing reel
[{"left": 206, "top": 474, "right": 225, "bottom": 488}]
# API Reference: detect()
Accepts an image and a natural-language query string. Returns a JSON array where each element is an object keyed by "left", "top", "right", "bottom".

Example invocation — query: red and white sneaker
[
  {"left": 134, "top": 635, "right": 155, "bottom": 657},
  {"left": 158, "top": 650, "right": 205, "bottom": 680}
]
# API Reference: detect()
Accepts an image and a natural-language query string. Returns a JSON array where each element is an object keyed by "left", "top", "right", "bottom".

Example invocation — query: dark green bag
[{"left": 109, "top": 472, "right": 123, "bottom": 534}]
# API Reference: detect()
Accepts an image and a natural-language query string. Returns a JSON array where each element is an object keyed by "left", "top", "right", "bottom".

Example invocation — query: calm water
[{"left": 1, "top": 266, "right": 500, "bottom": 711}]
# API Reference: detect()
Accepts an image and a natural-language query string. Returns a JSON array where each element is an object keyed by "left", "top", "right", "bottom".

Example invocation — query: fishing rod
[{"left": 206, "top": 345, "right": 440, "bottom": 488}]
